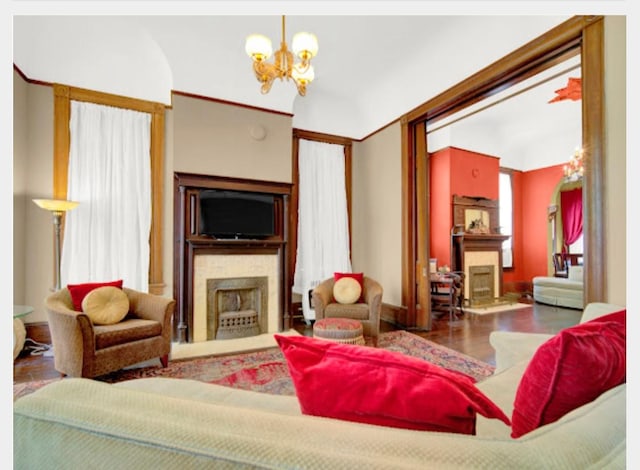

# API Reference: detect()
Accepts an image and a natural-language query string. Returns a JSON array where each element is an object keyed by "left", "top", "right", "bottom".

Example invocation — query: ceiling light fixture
[
  {"left": 564, "top": 147, "right": 584, "bottom": 182},
  {"left": 245, "top": 15, "right": 318, "bottom": 96}
]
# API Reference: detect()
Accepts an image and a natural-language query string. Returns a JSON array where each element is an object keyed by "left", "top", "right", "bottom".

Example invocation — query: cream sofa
[
  {"left": 533, "top": 265, "right": 584, "bottom": 309},
  {"left": 13, "top": 303, "right": 625, "bottom": 469}
]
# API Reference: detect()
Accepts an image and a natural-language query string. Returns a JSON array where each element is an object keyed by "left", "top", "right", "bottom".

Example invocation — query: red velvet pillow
[
  {"left": 275, "top": 334, "right": 510, "bottom": 434},
  {"left": 511, "top": 310, "right": 626, "bottom": 438},
  {"left": 67, "top": 279, "right": 124, "bottom": 311},
  {"left": 334, "top": 272, "right": 364, "bottom": 302}
]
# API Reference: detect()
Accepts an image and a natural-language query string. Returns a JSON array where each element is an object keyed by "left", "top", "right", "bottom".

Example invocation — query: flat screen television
[{"left": 199, "top": 189, "right": 275, "bottom": 239}]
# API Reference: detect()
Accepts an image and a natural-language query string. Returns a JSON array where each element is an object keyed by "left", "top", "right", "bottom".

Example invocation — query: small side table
[{"left": 13, "top": 305, "right": 34, "bottom": 360}]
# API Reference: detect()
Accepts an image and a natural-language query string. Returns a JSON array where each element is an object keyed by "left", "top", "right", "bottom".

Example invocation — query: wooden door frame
[{"left": 401, "top": 16, "right": 605, "bottom": 328}]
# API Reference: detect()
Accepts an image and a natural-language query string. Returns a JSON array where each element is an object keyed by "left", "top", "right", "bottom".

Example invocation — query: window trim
[
  {"left": 53, "top": 84, "right": 166, "bottom": 294},
  {"left": 499, "top": 168, "right": 514, "bottom": 271}
]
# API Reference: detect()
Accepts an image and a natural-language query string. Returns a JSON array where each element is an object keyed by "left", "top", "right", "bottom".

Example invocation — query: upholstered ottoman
[{"left": 313, "top": 318, "right": 365, "bottom": 345}]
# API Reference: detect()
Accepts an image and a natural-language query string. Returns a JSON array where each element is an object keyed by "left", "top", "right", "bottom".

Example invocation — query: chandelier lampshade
[
  {"left": 245, "top": 34, "right": 273, "bottom": 61},
  {"left": 292, "top": 32, "right": 318, "bottom": 60},
  {"left": 292, "top": 63, "right": 314, "bottom": 85},
  {"left": 245, "top": 16, "right": 318, "bottom": 96}
]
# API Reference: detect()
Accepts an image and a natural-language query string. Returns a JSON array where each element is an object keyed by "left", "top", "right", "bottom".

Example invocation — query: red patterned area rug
[{"left": 13, "top": 330, "right": 494, "bottom": 401}]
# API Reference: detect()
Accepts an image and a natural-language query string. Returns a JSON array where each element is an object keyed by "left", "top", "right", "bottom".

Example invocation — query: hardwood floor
[
  {"left": 293, "top": 301, "right": 582, "bottom": 365},
  {"left": 13, "top": 301, "right": 582, "bottom": 384}
]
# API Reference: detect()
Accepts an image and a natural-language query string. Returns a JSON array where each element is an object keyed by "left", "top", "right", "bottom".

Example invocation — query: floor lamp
[{"left": 33, "top": 198, "right": 79, "bottom": 291}]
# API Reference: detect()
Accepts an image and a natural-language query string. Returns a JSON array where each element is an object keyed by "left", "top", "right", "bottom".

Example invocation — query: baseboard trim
[
  {"left": 381, "top": 303, "right": 408, "bottom": 328},
  {"left": 25, "top": 322, "right": 51, "bottom": 345}
]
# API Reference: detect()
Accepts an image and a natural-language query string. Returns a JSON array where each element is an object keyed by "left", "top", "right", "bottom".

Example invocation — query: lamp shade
[
  {"left": 245, "top": 34, "right": 273, "bottom": 61},
  {"left": 292, "top": 64, "right": 315, "bottom": 84},
  {"left": 292, "top": 32, "right": 318, "bottom": 59},
  {"left": 33, "top": 199, "right": 79, "bottom": 212}
]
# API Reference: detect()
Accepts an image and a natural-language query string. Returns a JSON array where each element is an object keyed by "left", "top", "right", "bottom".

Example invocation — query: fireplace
[
  {"left": 468, "top": 265, "right": 495, "bottom": 306},
  {"left": 451, "top": 196, "right": 510, "bottom": 303},
  {"left": 173, "top": 173, "right": 292, "bottom": 343},
  {"left": 191, "top": 253, "right": 280, "bottom": 343},
  {"left": 207, "top": 276, "right": 268, "bottom": 340}
]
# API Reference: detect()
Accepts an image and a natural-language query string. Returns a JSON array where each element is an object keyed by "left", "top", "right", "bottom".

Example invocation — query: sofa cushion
[
  {"left": 324, "top": 302, "right": 370, "bottom": 320},
  {"left": 94, "top": 318, "right": 162, "bottom": 350},
  {"left": 511, "top": 309, "right": 626, "bottom": 438},
  {"left": 476, "top": 359, "right": 529, "bottom": 439},
  {"left": 275, "top": 334, "right": 510, "bottom": 434},
  {"left": 332, "top": 277, "right": 362, "bottom": 304},
  {"left": 532, "top": 276, "right": 583, "bottom": 290},
  {"left": 67, "top": 279, "right": 124, "bottom": 311},
  {"left": 81, "top": 286, "right": 130, "bottom": 325},
  {"left": 568, "top": 265, "right": 584, "bottom": 282}
]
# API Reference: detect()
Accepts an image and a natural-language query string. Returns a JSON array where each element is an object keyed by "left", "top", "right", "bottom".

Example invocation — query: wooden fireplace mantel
[
  {"left": 173, "top": 172, "right": 292, "bottom": 343},
  {"left": 451, "top": 232, "right": 510, "bottom": 298}
]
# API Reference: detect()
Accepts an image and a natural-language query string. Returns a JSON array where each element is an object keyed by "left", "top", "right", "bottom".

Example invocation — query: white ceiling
[{"left": 13, "top": 14, "right": 581, "bottom": 171}]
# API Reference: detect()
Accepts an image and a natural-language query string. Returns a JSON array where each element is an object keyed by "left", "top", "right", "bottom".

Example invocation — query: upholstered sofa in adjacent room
[
  {"left": 533, "top": 265, "right": 584, "bottom": 309},
  {"left": 14, "top": 303, "right": 625, "bottom": 469}
]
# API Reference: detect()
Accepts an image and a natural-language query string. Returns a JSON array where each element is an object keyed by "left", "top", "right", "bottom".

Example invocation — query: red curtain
[{"left": 560, "top": 188, "right": 583, "bottom": 251}]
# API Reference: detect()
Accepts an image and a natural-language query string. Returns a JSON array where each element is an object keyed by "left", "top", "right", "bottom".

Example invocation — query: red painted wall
[
  {"left": 520, "top": 164, "right": 565, "bottom": 281},
  {"left": 429, "top": 148, "right": 452, "bottom": 269},
  {"left": 450, "top": 147, "right": 500, "bottom": 200},
  {"left": 430, "top": 147, "right": 564, "bottom": 289},
  {"left": 429, "top": 147, "right": 499, "bottom": 269}
]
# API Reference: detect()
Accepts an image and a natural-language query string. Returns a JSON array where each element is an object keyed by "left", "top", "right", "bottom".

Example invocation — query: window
[
  {"left": 53, "top": 84, "right": 166, "bottom": 294},
  {"left": 499, "top": 170, "right": 513, "bottom": 268},
  {"left": 569, "top": 234, "right": 583, "bottom": 254}
]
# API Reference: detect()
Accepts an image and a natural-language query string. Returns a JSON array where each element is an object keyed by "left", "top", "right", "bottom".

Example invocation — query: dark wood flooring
[
  {"left": 13, "top": 301, "right": 582, "bottom": 384},
  {"left": 293, "top": 301, "right": 582, "bottom": 365}
]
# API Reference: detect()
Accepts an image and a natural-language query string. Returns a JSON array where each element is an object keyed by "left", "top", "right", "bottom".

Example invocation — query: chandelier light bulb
[
  {"left": 292, "top": 64, "right": 315, "bottom": 84},
  {"left": 245, "top": 34, "right": 273, "bottom": 61},
  {"left": 563, "top": 147, "right": 584, "bottom": 181},
  {"left": 292, "top": 32, "right": 318, "bottom": 60}
]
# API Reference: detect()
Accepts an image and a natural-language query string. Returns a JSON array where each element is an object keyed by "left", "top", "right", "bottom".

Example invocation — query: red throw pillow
[
  {"left": 334, "top": 272, "right": 364, "bottom": 302},
  {"left": 511, "top": 309, "right": 626, "bottom": 438},
  {"left": 275, "top": 334, "right": 510, "bottom": 434},
  {"left": 67, "top": 279, "right": 124, "bottom": 311}
]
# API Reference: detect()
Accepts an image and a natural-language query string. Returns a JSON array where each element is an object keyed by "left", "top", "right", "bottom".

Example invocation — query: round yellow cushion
[
  {"left": 333, "top": 277, "right": 362, "bottom": 304},
  {"left": 81, "top": 286, "right": 130, "bottom": 325}
]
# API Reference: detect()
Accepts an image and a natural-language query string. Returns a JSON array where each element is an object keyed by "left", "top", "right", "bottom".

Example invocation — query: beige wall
[
  {"left": 13, "top": 70, "right": 28, "bottom": 305},
  {"left": 351, "top": 123, "right": 403, "bottom": 306},
  {"left": 13, "top": 74, "right": 56, "bottom": 322},
  {"left": 603, "top": 16, "right": 626, "bottom": 306},
  {"left": 169, "top": 94, "right": 292, "bottom": 182}
]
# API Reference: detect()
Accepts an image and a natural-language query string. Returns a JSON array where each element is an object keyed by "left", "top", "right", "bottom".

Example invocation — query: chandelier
[
  {"left": 564, "top": 147, "right": 584, "bottom": 181},
  {"left": 245, "top": 16, "right": 318, "bottom": 96}
]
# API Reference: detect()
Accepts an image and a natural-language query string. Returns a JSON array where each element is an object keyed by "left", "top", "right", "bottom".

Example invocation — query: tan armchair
[
  {"left": 45, "top": 287, "right": 175, "bottom": 378},
  {"left": 312, "top": 276, "right": 383, "bottom": 346}
]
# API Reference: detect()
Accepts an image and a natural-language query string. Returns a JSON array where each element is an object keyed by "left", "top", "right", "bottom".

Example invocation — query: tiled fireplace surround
[
  {"left": 465, "top": 251, "right": 499, "bottom": 304},
  {"left": 192, "top": 254, "right": 280, "bottom": 343}
]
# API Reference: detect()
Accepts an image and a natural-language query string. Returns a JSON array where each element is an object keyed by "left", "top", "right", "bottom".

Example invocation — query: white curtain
[
  {"left": 293, "top": 139, "right": 352, "bottom": 297},
  {"left": 61, "top": 101, "right": 152, "bottom": 291}
]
